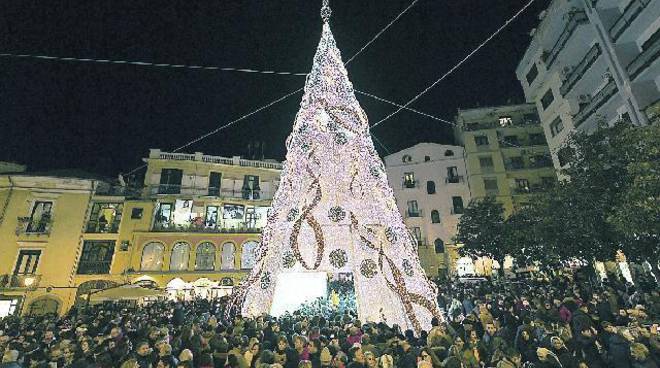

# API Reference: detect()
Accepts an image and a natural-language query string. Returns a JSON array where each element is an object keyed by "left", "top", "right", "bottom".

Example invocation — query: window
[
  {"left": 208, "top": 172, "right": 222, "bottom": 196},
  {"left": 509, "top": 156, "right": 524, "bottom": 170},
  {"left": 474, "top": 135, "right": 489, "bottom": 146},
  {"left": 221, "top": 243, "right": 235, "bottom": 270},
  {"left": 541, "top": 89, "right": 555, "bottom": 110},
  {"left": 479, "top": 157, "right": 494, "bottom": 171},
  {"left": 170, "top": 242, "right": 190, "bottom": 271},
  {"left": 444, "top": 150, "right": 454, "bottom": 157},
  {"left": 402, "top": 155, "right": 412, "bottom": 163},
  {"left": 403, "top": 172, "right": 416, "bottom": 188},
  {"left": 426, "top": 181, "right": 436, "bottom": 194},
  {"left": 140, "top": 243, "right": 164, "bottom": 271},
  {"left": 0, "top": 299, "right": 20, "bottom": 318},
  {"left": 529, "top": 133, "right": 546, "bottom": 145},
  {"left": 411, "top": 227, "right": 422, "bottom": 245},
  {"left": 447, "top": 166, "right": 460, "bottom": 183},
  {"left": 550, "top": 117, "right": 564, "bottom": 137},
  {"left": 557, "top": 148, "right": 572, "bottom": 167},
  {"left": 434, "top": 239, "right": 445, "bottom": 253},
  {"left": 154, "top": 203, "right": 173, "bottom": 229},
  {"left": 516, "top": 179, "right": 531, "bottom": 193},
  {"left": 77, "top": 241, "right": 115, "bottom": 274},
  {"left": 205, "top": 206, "right": 219, "bottom": 228},
  {"left": 242, "top": 175, "right": 261, "bottom": 200},
  {"left": 502, "top": 135, "right": 520, "bottom": 146},
  {"left": 541, "top": 176, "right": 556, "bottom": 188},
  {"left": 131, "top": 208, "right": 144, "bottom": 219},
  {"left": 407, "top": 200, "right": 420, "bottom": 217},
  {"left": 158, "top": 169, "right": 183, "bottom": 194},
  {"left": 14, "top": 250, "right": 41, "bottom": 275},
  {"left": 452, "top": 197, "right": 464, "bottom": 214},
  {"left": 526, "top": 64, "right": 539, "bottom": 85},
  {"left": 241, "top": 241, "right": 259, "bottom": 269},
  {"left": 26, "top": 201, "right": 52, "bottom": 233},
  {"left": 195, "top": 242, "right": 216, "bottom": 271},
  {"left": 483, "top": 178, "right": 499, "bottom": 191},
  {"left": 499, "top": 117, "right": 513, "bottom": 127},
  {"left": 530, "top": 155, "right": 553, "bottom": 168},
  {"left": 430, "top": 210, "right": 440, "bottom": 224},
  {"left": 86, "top": 203, "right": 122, "bottom": 233}
]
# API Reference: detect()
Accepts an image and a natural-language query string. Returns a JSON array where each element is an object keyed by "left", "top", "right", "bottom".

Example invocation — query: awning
[{"left": 89, "top": 284, "right": 166, "bottom": 302}]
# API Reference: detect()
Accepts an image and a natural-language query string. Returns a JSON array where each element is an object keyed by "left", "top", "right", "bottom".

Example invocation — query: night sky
[{"left": 0, "top": 0, "right": 551, "bottom": 178}]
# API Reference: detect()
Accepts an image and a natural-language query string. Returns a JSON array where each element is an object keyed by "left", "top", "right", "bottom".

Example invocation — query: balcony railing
[
  {"left": 0, "top": 274, "right": 41, "bottom": 290},
  {"left": 450, "top": 207, "right": 464, "bottom": 215},
  {"left": 574, "top": 81, "right": 619, "bottom": 128},
  {"left": 402, "top": 180, "right": 419, "bottom": 189},
  {"left": 512, "top": 184, "right": 549, "bottom": 195},
  {"left": 152, "top": 222, "right": 263, "bottom": 234},
  {"left": 627, "top": 32, "right": 660, "bottom": 80},
  {"left": 77, "top": 261, "right": 112, "bottom": 275},
  {"left": 560, "top": 43, "right": 602, "bottom": 96},
  {"left": 505, "top": 158, "right": 553, "bottom": 171},
  {"left": 610, "top": 0, "right": 651, "bottom": 41},
  {"left": 149, "top": 185, "right": 273, "bottom": 200},
  {"left": 151, "top": 150, "right": 283, "bottom": 170},
  {"left": 545, "top": 9, "right": 589, "bottom": 68},
  {"left": 445, "top": 176, "right": 465, "bottom": 184},
  {"left": 85, "top": 220, "right": 120, "bottom": 234},
  {"left": 16, "top": 217, "right": 52, "bottom": 236},
  {"left": 405, "top": 210, "right": 423, "bottom": 218}
]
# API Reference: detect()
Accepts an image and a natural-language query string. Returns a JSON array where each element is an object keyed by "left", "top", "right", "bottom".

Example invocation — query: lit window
[
  {"left": 499, "top": 117, "right": 513, "bottom": 126},
  {"left": 141, "top": 243, "right": 164, "bottom": 271}
]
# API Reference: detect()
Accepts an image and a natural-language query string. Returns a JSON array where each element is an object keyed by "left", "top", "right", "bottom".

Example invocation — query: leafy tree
[{"left": 454, "top": 197, "right": 507, "bottom": 275}]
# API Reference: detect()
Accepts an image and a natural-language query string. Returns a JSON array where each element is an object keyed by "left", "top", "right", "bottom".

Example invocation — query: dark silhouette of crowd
[{"left": 0, "top": 272, "right": 658, "bottom": 368}]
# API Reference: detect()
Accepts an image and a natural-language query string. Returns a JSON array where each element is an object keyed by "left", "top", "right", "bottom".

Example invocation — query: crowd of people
[{"left": 0, "top": 272, "right": 658, "bottom": 368}]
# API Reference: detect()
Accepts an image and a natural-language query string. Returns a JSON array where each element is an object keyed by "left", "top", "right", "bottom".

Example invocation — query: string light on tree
[{"left": 229, "top": 1, "right": 441, "bottom": 332}]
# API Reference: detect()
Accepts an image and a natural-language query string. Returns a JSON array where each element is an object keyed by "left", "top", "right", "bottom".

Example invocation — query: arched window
[
  {"left": 195, "top": 242, "right": 216, "bottom": 271},
  {"left": 170, "top": 242, "right": 190, "bottom": 271},
  {"left": 221, "top": 243, "right": 235, "bottom": 270},
  {"left": 241, "top": 241, "right": 259, "bottom": 269},
  {"left": 434, "top": 239, "right": 445, "bottom": 253},
  {"left": 431, "top": 210, "right": 440, "bottom": 223},
  {"left": 426, "top": 180, "right": 436, "bottom": 194},
  {"left": 444, "top": 150, "right": 454, "bottom": 157},
  {"left": 141, "top": 242, "right": 164, "bottom": 271}
]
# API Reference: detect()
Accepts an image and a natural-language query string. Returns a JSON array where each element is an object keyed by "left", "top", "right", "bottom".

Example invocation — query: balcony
[
  {"left": 627, "top": 33, "right": 660, "bottom": 80},
  {"left": 450, "top": 207, "right": 464, "bottom": 215},
  {"left": 149, "top": 185, "right": 272, "bottom": 201},
  {"left": 16, "top": 217, "right": 52, "bottom": 236},
  {"left": 405, "top": 209, "right": 423, "bottom": 218},
  {"left": 150, "top": 150, "right": 283, "bottom": 170},
  {"left": 402, "top": 180, "right": 419, "bottom": 189},
  {"left": 85, "top": 220, "right": 120, "bottom": 234},
  {"left": 464, "top": 121, "right": 498, "bottom": 131},
  {"left": 0, "top": 274, "right": 41, "bottom": 290},
  {"left": 574, "top": 81, "right": 619, "bottom": 128},
  {"left": 545, "top": 9, "right": 589, "bottom": 68},
  {"left": 610, "top": 0, "right": 651, "bottom": 41},
  {"left": 560, "top": 44, "right": 602, "bottom": 96},
  {"left": 445, "top": 176, "right": 465, "bottom": 184},
  {"left": 152, "top": 222, "right": 262, "bottom": 234},
  {"left": 77, "top": 261, "right": 112, "bottom": 275},
  {"left": 512, "top": 184, "right": 549, "bottom": 195}
]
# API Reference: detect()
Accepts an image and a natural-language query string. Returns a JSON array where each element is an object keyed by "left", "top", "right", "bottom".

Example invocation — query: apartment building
[
  {"left": 516, "top": 0, "right": 659, "bottom": 170},
  {"left": 384, "top": 143, "right": 469, "bottom": 278}
]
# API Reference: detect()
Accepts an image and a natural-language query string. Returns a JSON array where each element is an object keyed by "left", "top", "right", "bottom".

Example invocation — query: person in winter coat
[
  {"left": 1, "top": 350, "right": 22, "bottom": 368},
  {"left": 549, "top": 336, "right": 578, "bottom": 368},
  {"left": 630, "top": 343, "right": 658, "bottom": 368}
]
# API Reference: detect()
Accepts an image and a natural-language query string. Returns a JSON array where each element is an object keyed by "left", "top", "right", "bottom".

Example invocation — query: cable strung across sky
[
  {"left": 0, "top": 53, "right": 309, "bottom": 76},
  {"left": 372, "top": 0, "right": 537, "bottom": 128}
]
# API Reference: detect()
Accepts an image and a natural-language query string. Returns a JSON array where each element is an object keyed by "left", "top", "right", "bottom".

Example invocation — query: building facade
[
  {"left": 516, "top": 0, "right": 659, "bottom": 170},
  {"left": 455, "top": 104, "right": 557, "bottom": 216},
  {"left": 0, "top": 150, "right": 282, "bottom": 316},
  {"left": 384, "top": 143, "right": 469, "bottom": 278}
]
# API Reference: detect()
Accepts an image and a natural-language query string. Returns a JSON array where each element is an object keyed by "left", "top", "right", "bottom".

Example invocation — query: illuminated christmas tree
[{"left": 232, "top": 2, "right": 441, "bottom": 332}]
